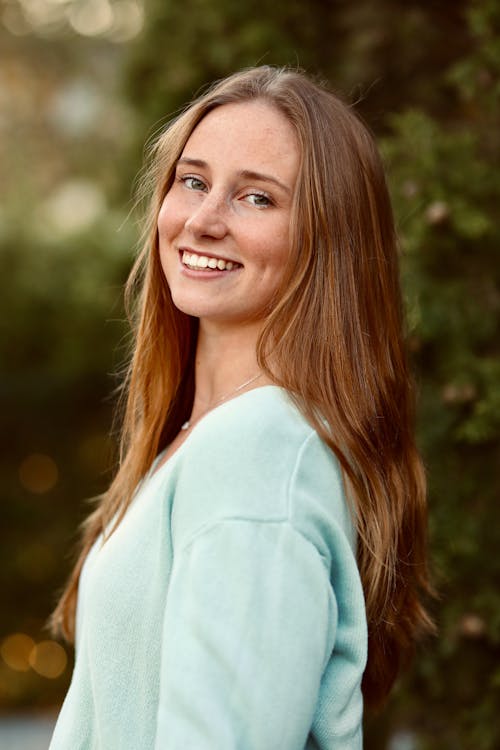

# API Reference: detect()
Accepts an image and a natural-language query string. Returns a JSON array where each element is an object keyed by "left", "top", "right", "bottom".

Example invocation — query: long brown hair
[{"left": 51, "top": 66, "right": 434, "bottom": 709}]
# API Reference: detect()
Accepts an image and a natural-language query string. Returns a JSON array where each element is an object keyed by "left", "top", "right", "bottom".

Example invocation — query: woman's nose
[{"left": 185, "top": 195, "right": 228, "bottom": 239}]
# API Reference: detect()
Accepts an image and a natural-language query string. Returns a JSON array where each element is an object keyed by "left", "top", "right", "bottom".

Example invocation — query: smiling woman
[{"left": 49, "top": 66, "right": 433, "bottom": 749}]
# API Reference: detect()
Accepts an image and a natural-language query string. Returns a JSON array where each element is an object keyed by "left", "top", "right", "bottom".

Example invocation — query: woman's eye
[
  {"left": 246, "top": 192, "right": 272, "bottom": 207},
  {"left": 181, "top": 176, "right": 207, "bottom": 191}
]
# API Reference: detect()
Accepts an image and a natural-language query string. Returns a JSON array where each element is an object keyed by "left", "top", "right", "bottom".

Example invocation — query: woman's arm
[{"left": 155, "top": 519, "right": 337, "bottom": 750}]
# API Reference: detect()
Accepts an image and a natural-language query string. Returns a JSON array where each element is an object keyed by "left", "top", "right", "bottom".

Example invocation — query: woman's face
[{"left": 157, "top": 100, "right": 300, "bottom": 333}]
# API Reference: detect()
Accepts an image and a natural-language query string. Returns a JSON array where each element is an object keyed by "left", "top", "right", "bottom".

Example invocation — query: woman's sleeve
[{"left": 154, "top": 519, "right": 337, "bottom": 750}]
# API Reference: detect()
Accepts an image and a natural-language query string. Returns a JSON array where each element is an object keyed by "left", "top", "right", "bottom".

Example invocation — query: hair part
[{"left": 51, "top": 65, "right": 434, "bottom": 710}]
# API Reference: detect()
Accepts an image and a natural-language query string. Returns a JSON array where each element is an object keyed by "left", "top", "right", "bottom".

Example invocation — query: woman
[{"left": 50, "top": 66, "right": 433, "bottom": 749}]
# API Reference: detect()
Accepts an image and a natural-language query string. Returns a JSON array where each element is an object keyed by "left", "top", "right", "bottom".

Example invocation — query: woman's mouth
[{"left": 181, "top": 250, "right": 241, "bottom": 272}]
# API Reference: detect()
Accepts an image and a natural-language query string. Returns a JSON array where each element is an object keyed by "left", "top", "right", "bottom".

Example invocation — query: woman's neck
[
  {"left": 191, "top": 322, "right": 271, "bottom": 413},
  {"left": 154, "top": 321, "right": 274, "bottom": 470}
]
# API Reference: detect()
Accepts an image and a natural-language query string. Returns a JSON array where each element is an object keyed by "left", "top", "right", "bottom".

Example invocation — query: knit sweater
[{"left": 49, "top": 386, "right": 367, "bottom": 749}]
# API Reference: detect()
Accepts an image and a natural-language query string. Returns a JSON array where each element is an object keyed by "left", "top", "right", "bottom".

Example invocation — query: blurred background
[{"left": 0, "top": 0, "right": 499, "bottom": 748}]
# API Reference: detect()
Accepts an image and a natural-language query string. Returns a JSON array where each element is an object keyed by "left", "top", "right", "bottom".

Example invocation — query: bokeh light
[
  {"left": 67, "top": 0, "right": 114, "bottom": 37},
  {"left": 19, "top": 453, "right": 59, "bottom": 494},
  {"left": 0, "top": 633, "right": 35, "bottom": 672},
  {"left": 29, "top": 640, "right": 68, "bottom": 679},
  {"left": 39, "top": 179, "right": 106, "bottom": 237},
  {"left": 1, "top": 635, "right": 68, "bottom": 679},
  {"left": 107, "top": 0, "right": 144, "bottom": 42},
  {"left": 3, "top": 0, "right": 144, "bottom": 41}
]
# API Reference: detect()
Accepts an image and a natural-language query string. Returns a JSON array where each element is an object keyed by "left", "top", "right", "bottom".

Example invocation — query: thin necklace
[{"left": 181, "top": 372, "right": 263, "bottom": 431}]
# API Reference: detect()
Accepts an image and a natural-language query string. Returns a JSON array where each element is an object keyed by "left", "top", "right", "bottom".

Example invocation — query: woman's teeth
[{"left": 181, "top": 251, "right": 236, "bottom": 271}]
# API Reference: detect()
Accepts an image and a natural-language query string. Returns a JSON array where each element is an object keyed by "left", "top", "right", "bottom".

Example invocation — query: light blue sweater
[{"left": 49, "top": 386, "right": 367, "bottom": 749}]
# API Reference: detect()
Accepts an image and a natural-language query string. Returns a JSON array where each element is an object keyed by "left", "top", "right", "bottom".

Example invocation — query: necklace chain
[{"left": 181, "top": 372, "right": 263, "bottom": 432}]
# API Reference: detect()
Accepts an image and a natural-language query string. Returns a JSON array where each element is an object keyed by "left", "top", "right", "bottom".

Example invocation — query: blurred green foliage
[{"left": 1, "top": 0, "right": 499, "bottom": 747}]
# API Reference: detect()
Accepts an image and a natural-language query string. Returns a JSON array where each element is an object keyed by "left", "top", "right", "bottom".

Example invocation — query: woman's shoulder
[
  {"left": 200, "top": 384, "right": 314, "bottom": 450},
  {"left": 168, "top": 386, "right": 355, "bottom": 557},
  {"left": 177, "top": 386, "right": 320, "bottom": 499}
]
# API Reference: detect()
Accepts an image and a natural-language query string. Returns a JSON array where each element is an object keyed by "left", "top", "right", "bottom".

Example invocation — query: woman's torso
[{"left": 49, "top": 386, "right": 367, "bottom": 750}]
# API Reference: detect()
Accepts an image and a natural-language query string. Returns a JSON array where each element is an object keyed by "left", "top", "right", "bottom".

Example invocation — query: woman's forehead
[{"left": 180, "top": 101, "right": 300, "bottom": 186}]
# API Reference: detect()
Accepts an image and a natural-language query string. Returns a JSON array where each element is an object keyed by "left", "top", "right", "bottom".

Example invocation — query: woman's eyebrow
[
  {"left": 176, "top": 157, "right": 206, "bottom": 169},
  {"left": 176, "top": 157, "right": 291, "bottom": 194},
  {"left": 238, "top": 169, "right": 291, "bottom": 194}
]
